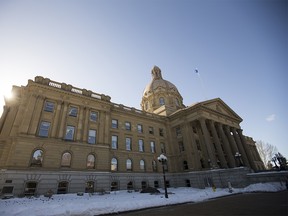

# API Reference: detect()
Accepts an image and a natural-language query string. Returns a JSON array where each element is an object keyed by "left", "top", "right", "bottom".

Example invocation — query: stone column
[
  {"left": 76, "top": 106, "right": 84, "bottom": 142},
  {"left": 216, "top": 123, "right": 235, "bottom": 167},
  {"left": 223, "top": 125, "right": 238, "bottom": 155},
  {"left": 0, "top": 106, "right": 10, "bottom": 133},
  {"left": 19, "top": 94, "right": 38, "bottom": 134},
  {"left": 199, "top": 118, "right": 217, "bottom": 167},
  {"left": 208, "top": 120, "right": 227, "bottom": 168},
  {"left": 189, "top": 122, "right": 203, "bottom": 170},
  {"left": 51, "top": 100, "right": 62, "bottom": 138},
  {"left": 28, "top": 95, "right": 45, "bottom": 135},
  {"left": 82, "top": 107, "right": 89, "bottom": 143},
  {"left": 237, "top": 129, "right": 257, "bottom": 171},
  {"left": 182, "top": 122, "right": 197, "bottom": 170},
  {"left": 231, "top": 127, "right": 250, "bottom": 167},
  {"left": 58, "top": 102, "right": 68, "bottom": 139}
]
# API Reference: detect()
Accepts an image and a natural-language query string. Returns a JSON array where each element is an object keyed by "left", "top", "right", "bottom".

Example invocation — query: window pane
[
  {"left": 112, "top": 119, "right": 118, "bottom": 129},
  {"left": 126, "top": 137, "right": 131, "bottom": 151},
  {"left": 44, "top": 101, "right": 54, "bottom": 112},
  {"left": 125, "top": 122, "right": 131, "bottom": 130},
  {"left": 88, "top": 129, "right": 96, "bottom": 144},
  {"left": 149, "top": 127, "right": 154, "bottom": 135},
  {"left": 112, "top": 135, "right": 118, "bottom": 149},
  {"left": 138, "top": 139, "right": 144, "bottom": 152},
  {"left": 31, "top": 150, "right": 43, "bottom": 167},
  {"left": 137, "top": 124, "right": 143, "bottom": 133},
  {"left": 140, "top": 160, "right": 145, "bottom": 170},
  {"left": 24, "top": 182, "right": 37, "bottom": 196},
  {"left": 111, "top": 158, "right": 117, "bottom": 171},
  {"left": 150, "top": 141, "right": 155, "bottom": 153},
  {"left": 65, "top": 126, "right": 75, "bottom": 140},
  {"left": 90, "top": 111, "right": 98, "bottom": 122},
  {"left": 87, "top": 154, "right": 95, "bottom": 168},
  {"left": 126, "top": 159, "right": 132, "bottom": 171},
  {"left": 152, "top": 160, "right": 157, "bottom": 171},
  {"left": 61, "top": 152, "right": 71, "bottom": 167},
  {"left": 38, "top": 121, "right": 50, "bottom": 137},
  {"left": 68, "top": 107, "right": 78, "bottom": 117},
  {"left": 159, "top": 97, "right": 165, "bottom": 105}
]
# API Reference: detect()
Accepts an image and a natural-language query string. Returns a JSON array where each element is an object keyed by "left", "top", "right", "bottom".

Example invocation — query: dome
[
  {"left": 142, "top": 66, "right": 179, "bottom": 97},
  {"left": 141, "top": 66, "right": 185, "bottom": 115}
]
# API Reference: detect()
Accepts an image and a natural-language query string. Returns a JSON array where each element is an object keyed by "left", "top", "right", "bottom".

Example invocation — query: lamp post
[
  {"left": 157, "top": 153, "right": 168, "bottom": 198},
  {"left": 235, "top": 152, "right": 242, "bottom": 167}
]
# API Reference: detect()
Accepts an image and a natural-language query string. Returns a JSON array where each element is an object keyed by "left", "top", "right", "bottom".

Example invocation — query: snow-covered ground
[{"left": 0, "top": 182, "right": 286, "bottom": 216}]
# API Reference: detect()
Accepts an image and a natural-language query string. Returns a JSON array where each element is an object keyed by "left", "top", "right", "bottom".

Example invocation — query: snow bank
[{"left": 0, "top": 182, "right": 286, "bottom": 216}]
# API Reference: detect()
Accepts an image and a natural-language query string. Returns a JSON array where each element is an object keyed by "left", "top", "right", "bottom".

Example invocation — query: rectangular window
[
  {"left": 150, "top": 141, "right": 156, "bottom": 153},
  {"left": 159, "top": 128, "right": 164, "bottom": 136},
  {"left": 88, "top": 129, "right": 96, "bottom": 144},
  {"left": 176, "top": 126, "right": 181, "bottom": 137},
  {"left": 112, "top": 119, "right": 118, "bottom": 129},
  {"left": 137, "top": 124, "right": 143, "bottom": 133},
  {"left": 125, "top": 122, "right": 131, "bottom": 131},
  {"left": 65, "top": 125, "right": 75, "bottom": 140},
  {"left": 44, "top": 101, "right": 55, "bottom": 112},
  {"left": 38, "top": 121, "right": 50, "bottom": 137},
  {"left": 68, "top": 106, "right": 78, "bottom": 117},
  {"left": 126, "top": 137, "right": 132, "bottom": 151},
  {"left": 160, "top": 143, "right": 166, "bottom": 154},
  {"left": 90, "top": 111, "right": 98, "bottom": 122},
  {"left": 112, "top": 135, "right": 118, "bottom": 149},
  {"left": 149, "top": 127, "right": 154, "bottom": 135},
  {"left": 179, "top": 141, "right": 185, "bottom": 152},
  {"left": 138, "top": 139, "right": 144, "bottom": 152}
]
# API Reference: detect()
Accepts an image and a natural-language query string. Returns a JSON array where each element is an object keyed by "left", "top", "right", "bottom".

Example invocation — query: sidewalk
[{"left": 113, "top": 191, "right": 288, "bottom": 216}]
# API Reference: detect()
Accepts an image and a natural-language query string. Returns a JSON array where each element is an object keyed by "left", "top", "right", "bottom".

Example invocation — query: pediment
[{"left": 199, "top": 98, "right": 242, "bottom": 121}]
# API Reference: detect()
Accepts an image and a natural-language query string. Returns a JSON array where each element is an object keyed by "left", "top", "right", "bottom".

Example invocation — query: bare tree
[{"left": 255, "top": 140, "right": 278, "bottom": 169}]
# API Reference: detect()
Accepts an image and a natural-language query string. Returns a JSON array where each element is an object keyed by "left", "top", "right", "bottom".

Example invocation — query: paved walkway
[{"left": 113, "top": 191, "right": 288, "bottom": 216}]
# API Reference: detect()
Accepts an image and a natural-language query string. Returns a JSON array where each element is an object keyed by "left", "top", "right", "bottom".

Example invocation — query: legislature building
[{"left": 0, "top": 66, "right": 265, "bottom": 196}]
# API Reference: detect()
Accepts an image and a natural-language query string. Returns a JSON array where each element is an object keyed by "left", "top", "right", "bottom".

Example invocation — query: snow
[{"left": 0, "top": 182, "right": 286, "bottom": 216}]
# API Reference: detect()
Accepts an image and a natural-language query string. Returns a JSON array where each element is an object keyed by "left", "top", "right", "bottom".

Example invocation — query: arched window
[
  {"left": 126, "top": 159, "right": 132, "bottom": 171},
  {"left": 87, "top": 154, "right": 95, "bottom": 169},
  {"left": 183, "top": 160, "right": 189, "bottom": 170},
  {"left": 140, "top": 159, "right": 145, "bottom": 171},
  {"left": 31, "top": 149, "right": 43, "bottom": 167},
  {"left": 159, "top": 97, "right": 165, "bottom": 106},
  {"left": 152, "top": 160, "right": 157, "bottom": 172},
  {"left": 61, "top": 152, "right": 71, "bottom": 167},
  {"left": 111, "top": 158, "right": 118, "bottom": 171}
]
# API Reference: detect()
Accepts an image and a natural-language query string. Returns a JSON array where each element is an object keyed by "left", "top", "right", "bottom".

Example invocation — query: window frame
[
  {"left": 38, "top": 121, "right": 51, "bottom": 137},
  {"left": 64, "top": 125, "right": 75, "bottom": 141},
  {"left": 150, "top": 141, "right": 156, "bottom": 153},
  {"left": 125, "top": 121, "right": 131, "bottom": 131},
  {"left": 125, "top": 137, "right": 132, "bottom": 151},
  {"left": 68, "top": 106, "right": 78, "bottom": 117},
  {"left": 44, "top": 101, "right": 55, "bottom": 112},
  {"left": 90, "top": 111, "right": 98, "bottom": 122},
  {"left": 88, "top": 129, "right": 97, "bottom": 144},
  {"left": 112, "top": 119, "right": 118, "bottom": 129},
  {"left": 138, "top": 139, "right": 144, "bottom": 152},
  {"left": 111, "top": 135, "right": 118, "bottom": 149},
  {"left": 137, "top": 124, "right": 143, "bottom": 133}
]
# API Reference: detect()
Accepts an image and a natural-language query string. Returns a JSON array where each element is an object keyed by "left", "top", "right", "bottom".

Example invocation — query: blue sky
[{"left": 0, "top": 0, "right": 287, "bottom": 157}]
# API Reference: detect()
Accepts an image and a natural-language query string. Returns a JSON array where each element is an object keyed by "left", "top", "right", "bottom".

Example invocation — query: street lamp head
[
  {"left": 235, "top": 152, "right": 241, "bottom": 157},
  {"left": 157, "top": 153, "right": 167, "bottom": 162}
]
